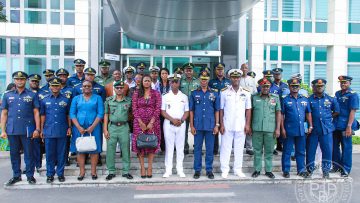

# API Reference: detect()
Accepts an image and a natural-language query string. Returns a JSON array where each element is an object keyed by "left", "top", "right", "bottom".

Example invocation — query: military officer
[
  {"left": 103, "top": 80, "right": 133, "bottom": 180},
  {"left": 306, "top": 79, "right": 339, "bottom": 179},
  {"left": 332, "top": 76, "right": 359, "bottom": 177},
  {"left": 67, "top": 59, "right": 86, "bottom": 87},
  {"left": 257, "top": 70, "right": 281, "bottom": 94},
  {"left": 40, "top": 78, "right": 71, "bottom": 183},
  {"left": 282, "top": 73, "right": 309, "bottom": 97},
  {"left": 28, "top": 74, "right": 48, "bottom": 172},
  {"left": 136, "top": 62, "right": 147, "bottom": 75},
  {"left": 95, "top": 60, "right": 113, "bottom": 86},
  {"left": 281, "top": 78, "right": 313, "bottom": 178},
  {"left": 174, "top": 67, "right": 184, "bottom": 76},
  {"left": 180, "top": 62, "right": 200, "bottom": 154},
  {"left": 149, "top": 66, "right": 160, "bottom": 92},
  {"left": 73, "top": 67, "right": 106, "bottom": 101},
  {"left": 1, "top": 71, "right": 40, "bottom": 185},
  {"left": 272, "top": 68, "right": 288, "bottom": 96},
  {"left": 161, "top": 74, "right": 189, "bottom": 178},
  {"left": 189, "top": 70, "right": 220, "bottom": 179},
  {"left": 209, "top": 63, "right": 230, "bottom": 155},
  {"left": 251, "top": 78, "right": 281, "bottom": 179},
  {"left": 219, "top": 69, "right": 251, "bottom": 178},
  {"left": 247, "top": 71, "right": 256, "bottom": 79},
  {"left": 123, "top": 66, "right": 136, "bottom": 89},
  {"left": 41, "top": 69, "right": 55, "bottom": 92}
]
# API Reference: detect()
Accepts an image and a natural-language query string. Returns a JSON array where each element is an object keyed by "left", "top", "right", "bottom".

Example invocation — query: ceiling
[{"left": 108, "top": 0, "right": 260, "bottom": 46}]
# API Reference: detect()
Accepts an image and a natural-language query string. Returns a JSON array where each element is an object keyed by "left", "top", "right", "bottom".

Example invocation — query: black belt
[{"left": 110, "top": 121, "right": 127, "bottom": 126}]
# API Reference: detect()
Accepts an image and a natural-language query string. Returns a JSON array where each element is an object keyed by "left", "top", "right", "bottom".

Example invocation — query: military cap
[
  {"left": 312, "top": 79, "right": 327, "bottom": 86},
  {"left": 74, "top": 59, "right": 86, "bottom": 65},
  {"left": 168, "top": 73, "right": 181, "bottom": 81},
  {"left": 123, "top": 66, "right": 136, "bottom": 74},
  {"left": 247, "top": 71, "right": 256, "bottom": 78},
  {"left": 114, "top": 80, "right": 125, "bottom": 88},
  {"left": 136, "top": 62, "right": 146, "bottom": 68},
  {"left": 199, "top": 70, "right": 210, "bottom": 80},
  {"left": 182, "top": 62, "right": 194, "bottom": 69},
  {"left": 200, "top": 67, "right": 211, "bottom": 74},
  {"left": 291, "top": 73, "right": 302, "bottom": 79},
  {"left": 99, "top": 60, "right": 111, "bottom": 67},
  {"left": 272, "top": 68, "right": 283, "bottom": 74},
  {"left": 262, "top": 70, "right": 274, "bottom": 76},
  {"left": 43, "top": 69, "right": 55, "bottom": 76},
  {"left": 84, "top": 67, "right": 97, "bottom": 75},
  {"left": 12, "top": 71, "right": 28, "bottom": 79},
  {"left": 49, "top": 77, "right": 61, "bottom": 86},
  {"left": 214, "top": 63, "right": 225, "bottom": 70},
  {"left": 338, "top": 75, "right": 353, "bottom": 82},
  {"left": 258, "top": 78, "right": 271, "bottom": 86},
  {"left": 56, "top": 68, "right": 69, "bottom": 76},
  {"left": 228, "top": 69, "right": 243, "bottom": 77},
  {"left": 287, "top": 78, "right": 301, "bottom": 86},
  {"left": 149, "top": 66, "right": 160, "bottom": 72},
  {"left": 28, "top": 74, "right": 42, "bottom": 81},
  {"left": 174, "top": 67, "right": 184, "bottom": 73}
]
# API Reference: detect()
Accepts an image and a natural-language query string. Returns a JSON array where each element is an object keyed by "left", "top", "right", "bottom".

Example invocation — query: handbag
[
  {"left": 76, "top": 133, "right": 97, "bottom": 152},
  {"left": 136, "top": 132, "right": 158, "bottom": 149}
]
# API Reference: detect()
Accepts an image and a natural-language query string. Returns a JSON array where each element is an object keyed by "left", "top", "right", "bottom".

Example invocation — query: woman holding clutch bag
[
  {"left": 70, "top": 80, "right": 104, "bottom": 181},
  {"left": 132, "top": 74, "right": 161, "bottom": 178}
]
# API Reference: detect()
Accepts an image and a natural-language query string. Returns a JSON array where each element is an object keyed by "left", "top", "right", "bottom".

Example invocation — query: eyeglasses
[
  {"left": 171, "top": 80, "right": 179, "bottom": 83},
  {"left": 290, "top": 85, "right": 300, "bottom": 89},
  {"left": 115, "top": 86, "right": 124, "bottom": 90}
]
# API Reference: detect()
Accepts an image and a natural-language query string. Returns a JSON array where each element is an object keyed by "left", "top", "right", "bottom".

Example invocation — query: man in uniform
[
  {"left": 247, "top": 71, "right": 256, "bottom": 79},
  {"left": 209, "top": 63, "right": 230, "bottom": 155},
  {"left": 257, "top": 70, "right": 281, "bottom": 94},
  {"left": 95, "top": 60, "right": 113, "bottom": 86},
  {"left": 149, "top": 66, "right": 160, "bottom": 92},
  {"left": 251, "top": 78, "right": 281, "bottom": 179},
  {"left": 281, "top": 78, "right": 313, "bottom": 178},
  {"left": 136, "top": 62, "right": 147, "bottom": 75},
  {"left": 219, "top": 69, "right": 251, "bottom": 178},
  {"left": 41, "top": 69, "right": 55, "bottom": 92},
  {"left": 161, "top": 74, "right": 189, "bottom": 178},
  {"left": 103, "top": 80, "right": 133, "bottom": 180},
  {"left": 28, "top": 74, "right": 48, "bottom": 172},
  {"left": 40, "top": 78, "right": 71, "bottom": 183},
  {"left": 123, "top": 66, "right": 136, "bottom": 89},
  {"left": 105, "top": 69, "right": 129, "bottom": 98},
  {"left": 307, "top": 79, "right": 339, "bottom": 178},
  {"left": 190, "top": 70, "right": 220, "bottom": 179},
  {"left": 74, "top": 67, "right": 106, "bottom": 102},
  {"left": 67, "top": 59, "right": 86, "bottom": 87},
  {"left": 180, "top": 62, "right": 200, "bottom": 154},
  {"left": 332, "top": 76, "right": 359, "bottom": 177},
  {"left": 1, "top": 71, "right": 40, "bottom": 185},
  {"left": 174, "top": 67, "right": 184, "bottom": 76}
]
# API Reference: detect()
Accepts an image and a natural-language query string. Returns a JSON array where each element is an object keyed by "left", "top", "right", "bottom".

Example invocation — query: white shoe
[
  {"left": 235, "top": 171, "right": 246, "bottom": 178},
  {"left": 163, "top": 172, "right": 171, "bottom": 178},
  {"left": 178, "top": 172, "right": 186, "bottom": 178},
  {"left": 221, "top": 172, "right": 228, "bottom": 179}
]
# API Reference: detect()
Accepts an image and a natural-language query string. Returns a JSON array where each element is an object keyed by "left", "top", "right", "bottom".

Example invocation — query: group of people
[{"left": 0, "top": 59, "right": 359, "bottom": 186}]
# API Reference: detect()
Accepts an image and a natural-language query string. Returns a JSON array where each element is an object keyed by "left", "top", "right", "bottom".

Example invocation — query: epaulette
[
  {"left": 74, "top": 83, "right": 81, "bottom": 87},
  {"left": 301, "top": 94, "right": 309, "bottom": 98},
  {"left": 221, "top": 87, "right": 228, "bottom": 92},
  {"left": 270, "top": 93, "right": 279, "bottom": 97},
  {"left": 351, "top": 91, "right": 356, "bottom": 94},
  {"left": 3, "top": 90, "right": 13, "bottom": 94},
  {"left": 43, "top": 94, "right": 51, "bottom": 99},
  {"left": 242, "top": 87, "right": 250, "bottom": 92},
  {"left": 211, "top": 88, "right": 218, "bottom": 92},
  {"left": 282, "top": 94, "right": 287, "bottom": 98}
]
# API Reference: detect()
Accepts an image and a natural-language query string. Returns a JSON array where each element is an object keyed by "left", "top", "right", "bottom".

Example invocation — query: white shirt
[
  {"left": 161, "top": 90, "right": 189, "bottom": 120},
  {"left": 125, "top": 79, "right": 136, "bottom": 89},
  {"left": 220, "top": 86, "right": 252, "bottom": 132},
  {"left": 239, "top": 76, "right": 257, "bottom": 94}
]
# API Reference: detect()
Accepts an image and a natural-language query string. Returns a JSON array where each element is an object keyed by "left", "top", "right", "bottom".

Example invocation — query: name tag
[
  {"left": 46, "top": 102, "right": 51, "bottom": 105},
  {"left": 256, "top": 100, "right": 261, "bottom": 102},
  {"left": 9, "top": 97, "right": 14, "bottom": 99}
]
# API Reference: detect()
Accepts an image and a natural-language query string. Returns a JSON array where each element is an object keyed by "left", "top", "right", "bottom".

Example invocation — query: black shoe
[
  {"left": 283, "top": 172, "right": 290, "bottom": 178},
  {"left": 65, "top": 159, "right": 70, "bottom": 166},
  {"left": 141, "top": 175, "right": 146, "bottom": 179},
  {"left": 341, "top": 171, "right": 349, "bottom": 177},
  {"left": 298, "top": 172, "right": 309, "bottom": 178},
  {"left": 70, "top": 152, "right": 77, "bottom": 156},
  {"left": 193, "top": 171, "right": 201, "bottom": 179},
  {"left": 106, "top": 174, "right": 116, "bottom": 180},
  {"left": 252, "top": 171, "right": 260, "bottom": 178},
  {"left": 323, "top": 172, "right": 330, "bottom": 179},
  {"left": 22, "top": 169, "right": 26, "bottom": 174},
  {"left": 92, "top": 174, "right": 98, "bottom": 180},
  {"left": 5, "top": 177, "right": 22, "bottom": 186},
  {"left": 265, "top": 172, "right": 275, "bottom": 179},
  {"left": 147, "top": 175, "right": 152, "bottom": 178},
  {"left": 184, "top": 149, "right": 189, "bottom": 155},
  {"left": 27, "top": 176, "right": 36, "bottom": 184},
  {"left": 246, "top": 150, "right": 254, "bottom": 155},
  {"left": 330, "top": 168, "right": 341, "bottom": 173},
  {"left": 206, "top": 171, "right": 214, "bottom": 179},
  {"left": 276, "top": 144, "right": 283, "bottom": 152},
  {"left": 46, "top": 176, "right": 54, "bottom": 183},
  {"left": 36, "top": 167, "right": 41, "bottom": 173},
  {"left": 58, "top": 176, "right": 65, "bottom": 182},
  {"left": 122, "top": 173, "right": 133, "bottom": 180},
  {"left": 77, "top": 175, "right": 85, "bottom": 181},
  {"left": 273, "top": 150, "right": 278, "bottom": 155},
  {"left": 291, "top": 156, "right": 296, "bottom": 161},
  {"left": 214, "top": 151, "right": 219, "bottom": 155},
  {"left": 97, "top": 159, "right": 102, "bottom": 166}
]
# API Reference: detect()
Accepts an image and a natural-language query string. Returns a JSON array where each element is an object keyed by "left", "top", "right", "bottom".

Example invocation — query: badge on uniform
[
  {"left": 270, "top": 98, "right": 276, "bottom": 106},
  {"left": 65, "top": 91, "right": 72, "bottom": 98},
  {"left": 301, "top": 101, "right": 307, "bottom": 106},
  {"left": 209, "top": 93, "right": 215, "bottom": 101},
  {"left": 240, "top": 93, "right": 246, "bottom": 101},
  {"left": 123, "top": 104, "right": 129, "bottom": 110},
  {"left": 341, "top": 96, "right": 348, "bottom": 103},
  {"left": 59, "top": 101, "right": 67, "bottom": 107},
  {"left": 23, "top": 95, "right": 32, "bottom": 102},
  {"left": 324, "top": 99, "right": 331, "bottom": 107}
]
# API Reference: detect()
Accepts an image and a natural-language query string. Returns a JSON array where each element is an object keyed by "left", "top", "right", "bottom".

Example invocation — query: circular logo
[{"left": 295, "top": 160, "right": 353, "bottom": 203}]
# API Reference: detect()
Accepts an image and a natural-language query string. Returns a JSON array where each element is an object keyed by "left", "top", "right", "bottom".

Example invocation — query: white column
[
  {"left": 75, "top": 0, "right": 90, "bottom": 65},
  {"left": 238, "top": 15, "right": 247, "bottom": 66},
  {"left": 248, "top": 0, "right": 265, "bottom": 81},
  {"left": 89, "top": 0, "right": 100, "bottom": 70},
  {"left": 326, "top": 0, "right": 348, "bottom": 95}
]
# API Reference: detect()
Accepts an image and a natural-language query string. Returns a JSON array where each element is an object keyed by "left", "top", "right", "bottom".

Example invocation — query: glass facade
[
  {"left": 25, "top": 38, "right": 46, "bottom": 55},
  {"left": 25, "top": 11, "right": 46, "bottom": 24},
  {"left": 349, "top": 0, "right": 360, "bottom": 34},
  {"left": 0, "top": 38, "right": 5, "bottom": 54},
  {"left": 11, "top": 38, "right": 20, "bottom": 55}
]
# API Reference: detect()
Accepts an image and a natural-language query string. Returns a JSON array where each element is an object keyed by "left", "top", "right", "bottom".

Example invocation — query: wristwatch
[
  {"left": 216, "top": 123, "right": 220, "bottom": 127},
  {"left": 309, "top": 126, "right": 313, "bottom": 129}
]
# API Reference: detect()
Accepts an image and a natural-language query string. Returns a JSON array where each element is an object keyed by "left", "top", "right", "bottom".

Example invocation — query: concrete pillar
[{"left": 238, "top": 14, "right": 247, "bottom": 67}]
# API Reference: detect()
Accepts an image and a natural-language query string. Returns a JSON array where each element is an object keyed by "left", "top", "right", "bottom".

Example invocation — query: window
[
  {"left": 282, "top": 0, "right": 301, "bottom": 19},
  {"left": 51, "top": 0, "right": 60, "bottom": 9},
  {"left": 282, "top": 63, "right": 300, "bottom": 80},
  {"left": 348, "top": 23, "right": 360, "bottom": 34},
  {"left": 64, "top": 0, "right": 75, "bottom": 10},
  {"left": 315, "top": 22, "right": 327, "bottom": 33},
  {"left": 349, "top": 0, "right": 360, "bottom": 21},
  {"left": 10, "top": 0, "right": 20, "bottom": 8},
  {"left": 314, "top": 64, "right": 326, "bottom": 79},
  {"left": 304, "top": 21, "right": 312, "bottom": 33},
  {"left": 64, "top": 12, "right": 75, "bottom": 25},
  {"left": 25, "top": 11, "right": 46, "bottom": 24},
  {"left": 304, "top": 65, "right": 310, "bottom": 85},
  {"left": 11, "top": 58, "right": 20, "bottom": 72},
  {"left": 25, "top": 0, "right": 46, "bottom": 9},
  {"left": 51, "top": 39, "right": 60, "bottom": 56},
  {"left": 305, "top": 0, "right": 312, "bottom": 19},
  {"left": 51, "top": 12, "right": 60, "bottom": 24},
  {"left": 270, "top": 46, "right": 278, "bottom": 60},
  {"left": 10, "top": 10, "right": 20, "bottom": 23},
  {"left": 282, "top": 21, "right": 300, "bottom": 32},
  {"left": 25, "top": 38, "right": 46, "bottom": 55},
  {"left": 270, "top": 20, "right": 279, "bottom": 31},
  {"left": 64, "top": 58, "right": 74, "bottom": 72},
  {"left": 0, "top": 38, "right": 5, "bottom": 54},
  {"left": 303, "top": 47, "right": 311, "bottom": 62},
  {"left": 52, "top": 59, "right": 59, "bottom": 69},
  {"left": 316, "top": 0, "right": 328, "bottom": 20},
  {"left": 11, "top": 38, "right": 20, "bottom": 55},
  {"left": 271, "top": 0, "right": 278, "bottom": 18},
  {"left": 282, "top": 46, "right": 300, "bottom": 61},
  {"left": 64, "top": 39, "right": 75, "bottom": 56},
  {"left": 347, "top": 65, "right": 360, "bottom": 119},
  {"left": 0, "top": 57, "right": 6, "bottom": 94},
  {"left": 315, "top": 47, "right": 327, "bottom": 62},
  {"left": 348, "top": 48, "right": 360, "bottom": 62},
  {"left": 25, "top": 57, "right": 46, "bottom": 75}
]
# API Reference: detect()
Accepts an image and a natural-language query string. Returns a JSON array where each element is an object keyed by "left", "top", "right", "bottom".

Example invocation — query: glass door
[
  {"left": 164, "top": 57, "right": 190, "bottom": 73},
  {"left": 128, "top": 56, "right": 151, "bottom": 71}
]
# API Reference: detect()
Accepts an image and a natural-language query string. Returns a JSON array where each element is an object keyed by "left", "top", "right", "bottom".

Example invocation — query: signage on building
[{"left": 104, "top": 53, "right": 120, "bottom": 61}]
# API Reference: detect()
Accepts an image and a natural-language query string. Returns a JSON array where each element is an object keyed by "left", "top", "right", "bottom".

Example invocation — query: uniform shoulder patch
[
  {"left": 351, "top": 90, "right": 357, "bottom": 94},
  {"left": 43, "top": 94, "right": 51, "bottom": 99},
  {"left": 270, "top": 93, "right": 279, "bottom": 97},
  {"left": 221, "top": 87, "right": 228, "bottom": 92},
  {"left": 211, "top": 88, "right": 218, "bottom": 92},
  {"left": 74, "top": 83, "right": 81, "bottom": 87},
  {"left": 282, "top": 94, "right": 288, "bottom": 99},
  {"left": 242, "top": 87, "right": 250, "bottom": 92}
]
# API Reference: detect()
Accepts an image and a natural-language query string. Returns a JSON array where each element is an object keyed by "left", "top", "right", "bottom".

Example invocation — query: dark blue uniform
[
  {"left": 257, "top": 83, "right": 281, "bottom": 95},
  {"left": 60, "top": 85, "right": 75, "bottom": 100},
  {"left": 40, "top": 83, "right": 50, "bottom": 93},
  {"left": 67, "top": 73, "right": 85, "bottom": 87},
  {"left": 189, "top": 87, "right": 220, "bottom": 173},
  {"left": 281, "top": 94, "right": 311, "bottom": 174},
  {"left": 73, "top": 82, "right": 106, "bottom": 102},
  {"left": 333, "top": 88, "right": 359, "bottom": 173},
  {"left": 40, "top": 94, "right": 70, "bottom": 177},
  {"left": 273, "top": 81, "right": 288, "bottom": 97},
  {"left": 307, "top": 93, "right": 339, "bottom": 173},
  {"left": 1, "top": 88, "right": 40, "bottom": 178}
]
